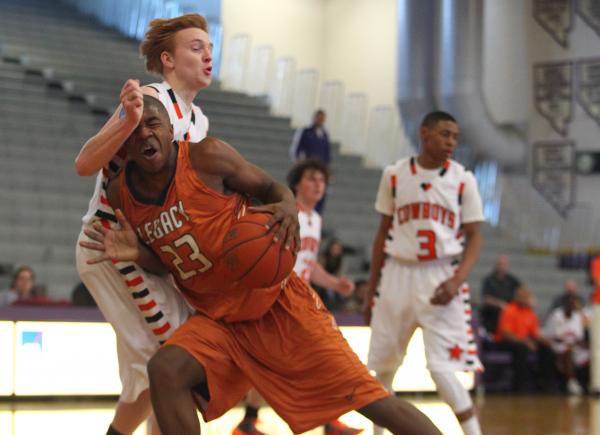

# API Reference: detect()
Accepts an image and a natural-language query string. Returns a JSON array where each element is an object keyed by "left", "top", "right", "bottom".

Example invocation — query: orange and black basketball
[{"left": 222, "top": 212, "right": 296, "bottom": 288}]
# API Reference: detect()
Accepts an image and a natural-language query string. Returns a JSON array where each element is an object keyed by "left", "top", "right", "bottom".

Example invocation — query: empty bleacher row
[{"left": 0, "top": 0, "right": 588, "bottom": 314}]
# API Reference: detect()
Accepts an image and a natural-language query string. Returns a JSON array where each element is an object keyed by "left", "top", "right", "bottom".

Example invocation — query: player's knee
[
  {"left": 148, "top": 345, "right": 205, "bottom": 391},
  {"left": 430, "top": 371, "right": 472, "bottom": 413}
]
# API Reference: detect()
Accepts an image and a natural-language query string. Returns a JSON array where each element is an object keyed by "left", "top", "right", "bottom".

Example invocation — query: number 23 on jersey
[{"left": 159, "top": 234, "right": 213, "bottom": 280}]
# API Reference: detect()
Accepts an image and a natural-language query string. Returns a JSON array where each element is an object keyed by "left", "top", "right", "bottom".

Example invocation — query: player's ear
[{"left": 160, "top": 50, "right": 174, "bottom": 70}]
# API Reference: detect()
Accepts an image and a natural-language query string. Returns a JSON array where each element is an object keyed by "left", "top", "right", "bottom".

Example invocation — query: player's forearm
[
  {"left": 453, "top": 225, "right": 482, "bottom": 283},
  {"left": 136, "top": 242, "right": 169, "bottom": 276},
  {"left": 75, "top": 109, "right": 137, "bottom": 176},
  {"left": 310, "top": 262, "right": 340, "bottom": 291},
  {"left": 257, "top": 180, "right": 296, "bottom": 208}
]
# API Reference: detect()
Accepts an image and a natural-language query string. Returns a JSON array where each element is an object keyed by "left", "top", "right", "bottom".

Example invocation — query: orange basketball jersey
[{"left": 117, "top": 141, "right": 282, "bottom": 321}]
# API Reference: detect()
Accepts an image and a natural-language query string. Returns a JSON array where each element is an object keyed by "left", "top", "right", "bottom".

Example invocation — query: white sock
[
  {"left": 460, "top": 415, "right": 482, "bottom": 435},
  {"left": 373, "top": 371, "right": 396, "bottom": 435}
]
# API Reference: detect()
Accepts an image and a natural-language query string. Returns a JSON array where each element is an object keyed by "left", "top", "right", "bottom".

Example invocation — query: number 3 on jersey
[
  {"left": 159, "top": 234, "right": 212, "bottom": 280},
  {"left": 417, "top": 230, "right": 437, "bottom": 261}
]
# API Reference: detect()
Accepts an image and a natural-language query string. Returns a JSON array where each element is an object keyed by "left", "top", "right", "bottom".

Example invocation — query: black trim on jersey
[
  {"left": 167, "top": 88, "right": 178, "bottom": 106},
  {"left": 108, "top": 160, "right": 120, "bottom": 174},
  {"left": 145, "top": 311, "right": 164, "bottom": 323},
  {"left": 125, "top": 142, "right": 179, "bottom": 206},
  {"left": 95, "top": 210, "right": 117, "bottom": 223},
  {"left": 119, "top": 265, "right": 136, "bottom": 275},
  {"left": 191, "top": 110, "right": 196, "bottom": 125},
  {"left": 132, "top": 288, "right": 150, "bottom": 299}
]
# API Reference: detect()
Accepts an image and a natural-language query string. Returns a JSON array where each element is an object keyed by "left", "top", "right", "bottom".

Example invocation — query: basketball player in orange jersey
[
  {"left": 364, "top": 111, "right": 483, "bottom": 435},
  {"left": 233, "top": 159, "right": 360, "bottom": 435},
  {"left": 74, "top": 15, "right": 212, "bottom": 435},
  {"left": 81, "top": 96, "right": 442, "bottom": 435}
]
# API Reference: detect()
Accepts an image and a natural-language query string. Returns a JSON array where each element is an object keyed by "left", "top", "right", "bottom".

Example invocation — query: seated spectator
[
  {"left": 495, "top": 287, "right": 555, "bottom": 392},
  {"left": 0, "top": 265, "right": 35, "bottom": 306},
  {"left": 480, "top": 255, "right": 521, "bottom": 335},
  {"left": 547, "top": 279, "right": 585, "bottom": 317},
  {"left": 339, "top": 278, "right": 368, "bottom": 314},
  {"left": 544, "top": 294, "right": 589, "bottom": 395},
  {"left": 313, "top": 238, "right": 349, "bottom": 311}
]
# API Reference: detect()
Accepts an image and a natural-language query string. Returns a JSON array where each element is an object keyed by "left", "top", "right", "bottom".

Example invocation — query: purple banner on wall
[
  {"left": 576, "top": 57, "right": 600, "bottom": 126},
  {"left": 576, "top": 0, "right": 600, "bottom": 37},
  {"left": 534, "top": 61, "right": 574, "bottom": 136},
  {"left": 533, "top": 0, "right": 573, "bottom": 48}
]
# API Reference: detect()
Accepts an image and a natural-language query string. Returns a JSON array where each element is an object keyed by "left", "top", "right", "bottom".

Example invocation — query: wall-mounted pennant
[
  {"left": 576, "top": 0, "right": 600, "bottom": 38},
  {"left": 533, "top": 61, "right": 574, "bottom": 136},
  {"left": 532, "top": 140, "right": 576, "bottom": 216},
  {"left": 576, "top": 57, "right": 600, "bottom": 127},
  {"left": 533, "top": 0, "right": 574, "bottom": 48}
]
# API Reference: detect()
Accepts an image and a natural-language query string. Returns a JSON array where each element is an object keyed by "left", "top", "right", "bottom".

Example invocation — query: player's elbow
[{"left": 74, "top": 157, "right": 96, "bottom": 176}]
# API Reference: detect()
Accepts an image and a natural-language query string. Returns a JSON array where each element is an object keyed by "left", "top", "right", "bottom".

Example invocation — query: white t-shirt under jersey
[
  {"left": 375, "top": 157, "right": 484, "bottom": 263},
  {"left": 293, "top": 207, "right": 322, "bottom": 282},
  {"left": 81, "top": 81, "right": 209, "bottom": 225}
]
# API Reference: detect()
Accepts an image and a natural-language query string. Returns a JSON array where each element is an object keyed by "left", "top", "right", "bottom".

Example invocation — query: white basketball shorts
[{"left": 368, "top": 256, "right": 482, "bottom": 374}]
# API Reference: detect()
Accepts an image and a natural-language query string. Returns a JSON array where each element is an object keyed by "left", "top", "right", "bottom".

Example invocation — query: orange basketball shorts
[{"left": 165, "top": 274, "right": 389, "bottom": 433}]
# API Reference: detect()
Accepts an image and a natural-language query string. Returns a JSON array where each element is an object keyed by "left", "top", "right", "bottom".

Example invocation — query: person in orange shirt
[
  {"left": 495, "top": 287, "right": 554, "bottom": 392},
  {"left": 82, "top": 95, "right": 441, "bottom": 435}
]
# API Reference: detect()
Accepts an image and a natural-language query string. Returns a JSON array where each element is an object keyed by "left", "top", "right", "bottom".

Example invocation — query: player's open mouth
[
  {"left": 142, "top": 144, "right": 158, "bottom": 157},
  {"left": 204, "top": 66, "right": 212, "bottom": 75}
]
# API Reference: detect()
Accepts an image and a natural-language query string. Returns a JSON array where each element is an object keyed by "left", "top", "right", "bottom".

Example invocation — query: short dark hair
[
  {"left": 421, "top": 111, "right": 457, "bottom": 129},
  {"left": 143, "top": 95, "right": 170, "bottom": 124},
  {"left": 286, "top": 159, "right": 330, "bottom": 195}
]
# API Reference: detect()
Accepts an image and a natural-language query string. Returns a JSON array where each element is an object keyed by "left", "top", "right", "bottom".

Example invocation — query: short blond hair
[{"left": 140, "top": 14, "right": 208, "bottom": 75}]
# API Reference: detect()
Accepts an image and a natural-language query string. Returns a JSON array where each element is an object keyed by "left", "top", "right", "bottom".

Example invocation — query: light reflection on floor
[
  {"left": 0, "top": 399, "right": 460, "bottom": 435},
  {"left": 0, "top": 395, "right": 596, "bottom": 435}
]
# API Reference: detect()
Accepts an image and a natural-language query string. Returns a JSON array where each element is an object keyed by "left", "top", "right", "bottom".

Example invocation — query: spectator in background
[
  {"left": 495, "top": 287, "right": 555, "bottom": 393},
  {"left": 290, "top": 110, "right": 331, "bottom": 214},
  {"left": 314, "top": 238, "right": 347, "bottom": 310},
  {"left": 480, "top": 255, "right": 521, "bottom": 335},
  {"left": 341, "top": 279, "right": 369, "bottom": 314},
  {"left": 544, "top": 293, "right": 589, "bottom": 395},
  {"left": 0, "top": 265, "right": 35, "bottom": 306},
  {"left": 548, "top": 279, "right": 585, "bottom": 316}
]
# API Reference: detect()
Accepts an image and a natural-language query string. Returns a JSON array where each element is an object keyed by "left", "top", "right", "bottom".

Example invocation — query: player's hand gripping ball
[{"left": 222, "top": 212, "right": 297, "bottom": 288}]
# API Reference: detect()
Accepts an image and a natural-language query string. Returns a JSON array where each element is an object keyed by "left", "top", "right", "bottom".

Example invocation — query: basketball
[{"left": 222, "top": 212, "right": 297, "bottom": 288}]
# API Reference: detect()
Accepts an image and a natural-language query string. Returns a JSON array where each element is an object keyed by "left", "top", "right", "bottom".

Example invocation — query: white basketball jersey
[
  {"left": 375, "top": 157, "right": 484, "bottom": 262},
  {"left": 293, "top": 207, "right": 322, "bottom": 282},
  {"left": 81, "top": 81, "right": 209, "bottom": 224}
]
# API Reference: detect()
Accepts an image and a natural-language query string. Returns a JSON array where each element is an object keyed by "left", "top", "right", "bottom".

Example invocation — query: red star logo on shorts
[{"left": 449, "top": 344, "right": 463, "bottom": 360}]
